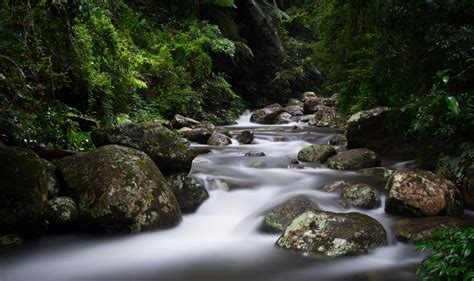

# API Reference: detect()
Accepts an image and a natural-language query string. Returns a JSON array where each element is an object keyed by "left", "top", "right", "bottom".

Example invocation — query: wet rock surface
[
  {"left": 250, "top": 104, "right": 284, "bottom": 124},
  {"left": 236, "top": 130, "right": 254, "bottom": 144},
  {"left": 297, "top": 144, "right": 336, "bottom": 163},
  {"left": 264, "top": 196, "right": 317, "bottom": 232},
  {"left": 167, "top": 174, "right": 209, "bottom": 213},
  {"left": 207, "top": 133, "right": 232, "bottom": 146},
  {"left": 46, "top": 197, "right": 79, "bottom": 226},
  {"left": 326, "top": 148, "right": 381, "bottom": 170},
  {"left": 340, "top": 183, "right": 381, "bottom": 209}
]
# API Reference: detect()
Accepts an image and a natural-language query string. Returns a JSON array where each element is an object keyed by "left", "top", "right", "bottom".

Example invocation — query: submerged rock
[
  {"left": 56, "top": 145, "right": 182, "bottom": 232},
  {"left": 0, "top": 234, "right": 22, "bottom": 247},
  {"left": 250, "top": 103, "right": 284, "bottom": 124},
  {"left": 392, "top": 216, "right": 474, "bottom": 243},
  {"left": 326, "top": 148, "right": 381, "bottom": 170},
  {"left": 264, "top": 196, "right": 317, "bottom": 232},
  {"left": 297, "top": 144, "right": 336, "bottom": 163},
  {"left": 207, "top": 133, "right": 232, "bottom": 146},
  {"left": 385, "top": 170, "right": 464, "bottom": 217},
  {"left": 340, "top": 184, "right": 381, "bottom": 209},
  {"left": 92, "top": 122, "right": 203, "bottom": 173},
  {"left": 171, "top": 114, "right": 201, "bottom": 129},
  {"left": 244, "top": 151, "right": 266, "bottom": 157},
  {"left": 276, "top": 211, "right": 387, "bottom": 257},
  {"left": 46, "top": 197, "right": 78, "bottom": 226},
  {"left": 167, "top": 174, "right": 209, "bottom": 213},
  {"left": 236, "top": 130, "right": 254, "bottom": 144},
  {"left": 0, "top": 146, "right": 52, "bottom": 236},
  {"left": 308, "top": 105, "right": 346, "bottom": 128}
]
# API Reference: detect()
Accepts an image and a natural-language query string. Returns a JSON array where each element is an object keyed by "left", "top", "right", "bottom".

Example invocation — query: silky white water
[{"left": 0, "top": 112, "right": 428, "bottom": 281}]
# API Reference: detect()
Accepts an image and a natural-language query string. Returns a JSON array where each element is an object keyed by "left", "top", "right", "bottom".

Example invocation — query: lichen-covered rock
[
  {"left": 171, "top": 114, "right": 200, "bottom": 129},
  {"left": 308, "top": 105, "right": 347, "bottom": 128},
  {"left": 244, "top": 151, "right": 266, "bottom": 157},
  {"left": 250, "top": 103, "right": 284, "bottom": 124},
  {"left": 56, "top": 145, "right": 182, "bottom": 232},
  {"left": 0, "top": 146, "right": 52, "bottom": 236},
  {"left": 385, "top": 170, "right": 464, "bottom": 217},
  {"left": 326, "top": 148, "right": 381, "bottom": 170},
  {"left": 357, "top": 167, "right": 396, "bottom": 184},
  {"left": 236, "top": 130, "right": 254, "bottom": 144},
  {"left": 167, "top": 174, "right": 209, "bottom": 213},
  {"left": 284, "top": 105, "right": 304, "bottom": 116},
  {"left": 303, "top": 97, "right": 338, "bottom": 114},
  {"left": 264, "top": 196, "right": 317, "bottom": 232},
  {"left": 274, "top": 112, "right": 292, "bottom": 124},
  {"left": 207, "top": 133, "right": 232, "bottom": 146},
  {"left": 179, "top": 127, "right": 211, "bottom": 144},
  {"left": 436, "top": 143, "right": 474, "bottom": 210},
  {"left": 276, "top": 211, "right": 387, "bottom": 257},
  {"left": 46, "top": 197, "right": 78, "bottom": 225},
  {"left": 323, "top": 181, "right": 351, "bottom": 193},
  {"left": 91, "top": 122, "right": 203, "bottom": 173},
  {"left": 0, "top": 234, "right": 22, "bottom": 247},
  {"left": 392, "top": 216, "right": 474, "bottom": 243},
  {"left": 340, "top": 184, "right": 381, "bottom": 209},
  {"left": 297, "top": 144, "right": 336, "bottom": 163}
]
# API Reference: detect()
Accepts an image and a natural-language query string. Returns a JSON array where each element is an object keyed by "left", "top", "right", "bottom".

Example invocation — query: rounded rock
[
  {"left": 340, "top": 184, "right": 381, "bottom": 209},
  {"left": 298, "top": 144, "right": 336, "bottom": 163}
]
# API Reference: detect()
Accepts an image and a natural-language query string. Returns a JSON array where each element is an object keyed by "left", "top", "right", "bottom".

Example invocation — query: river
[{"left": 0, "top": 111, "right": 427, "bottom": 281}]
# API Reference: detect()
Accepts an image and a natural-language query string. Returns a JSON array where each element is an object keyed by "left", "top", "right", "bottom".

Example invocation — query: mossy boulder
[
  {"left": 385, "top": 170, "right": 464, "bottom": 217},
  {"left": 46, "top": 197, "right": 78, "bottom": 226},
  {"left": 340, "top": 184, "right": 381, "bottom": 209},
  {"left": 167, "top": 174, "right": 209, "bottom": 213},
  {"left": 0, "top": 146, "right": 53, "bottom": 236},
  {"left": 56, "top": 145, "right": 182, "bottom": 233},
  {"left": 392, "top": 216, "right": 474, "bottom": 243},
  {"left": 264, "top": 195, "right": 317, "bottom": 232},
  {"left": 297, "top": 144, "right": 336, "bottom": 163},
  {"left": 308, "top": 105, "right": 346, "bottom": 128},
  {"left": 91, "top": 122, "right": 204, "bottom": 174},
  {"left": 276, "top": 211, "right": 387, "bottom": 257},
  {"left": 207, "top": 132, "right": 232, "bottom": 146},
  {"left": 236, "top": 130, "right": 254, "bottom": 144},
  {"left": 250, "top": 103, "right": 284, "bottom": 124},
  {"left": 326, "top": 148, "right": 381, "bottom": 170}
]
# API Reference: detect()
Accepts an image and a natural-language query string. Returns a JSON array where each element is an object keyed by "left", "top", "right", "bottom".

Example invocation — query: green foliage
[{"left": 416, "top": 228, "right": 474, "bottom": 281}]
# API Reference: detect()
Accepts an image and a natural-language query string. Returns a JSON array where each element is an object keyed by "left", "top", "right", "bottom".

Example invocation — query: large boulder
[
  {"left": 357, "top": 167, "right": 396, "bottom": 184},
  {"left": 436, "top": 143, "right": 474, "bottom": 210},
  {"left": 91, "top": 122, "right": 203, "bottom": 173},
  {"left": 274, "top": 112, "right": 292, "bottom": 124},
  {"left": 287, "top": 98, "right": 303, "bottom": 107},
  {"left": 392, "top": 216, "right": 474, "bottom": 243},
  {"left": 297, "top": 144, "right": 336, "bottom": 163},
  {"left": 308, "top": 105, "right": 346, "bottom": 128},
  {"left": 171, "top": 114, "right": 200, "bottom": 129},
  {"left": 385, "top": 170, "right": 464, "bottom": 217},
  {"left": 340, "top": 183, "right": 381, "bottom": 209},
  {"left": 326, "top": 148, "right": 381, "bottom": 170},
  {"left": 45, "top": 197, "right": 78, "bottom": 227},
  {"left": 284, "top": 105, "right": 304, "bottom": 116},
  {"left": 207, "top": 133, "right": 232, "bottom": 146},
  {"left": 250, "top": 103, "right": 284, "bottom": 124},
  {"left": 167, "top": 174, "right": 209, "bottom": 213},
  {"left": 236, "top": 130, "right": 254, "bottom": 144},
  {"left": 303, "top": 97, "right": 338, "bottom": 114},
  {"left": 264, "top": 195, "right": 317, "bottom": 232},
  {"left": 178, "top": 127, "right": 212, "bottom": 144},
  {"left": 56, "top": 145, "right": 182, "bottom": 232},
  {"left": 276, "top": 211, "right": 387, "bottom": 257},
  {"left": 0, "top": 146, "right": 53, "bottom": 236},
  {"left": 346, "top": 107, "right": 414, "bottom": 158}
]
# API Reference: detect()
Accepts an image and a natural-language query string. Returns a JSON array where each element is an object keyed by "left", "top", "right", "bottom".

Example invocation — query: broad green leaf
[{"left": 446, "top": 96, "right": 460, "bottom": 115}]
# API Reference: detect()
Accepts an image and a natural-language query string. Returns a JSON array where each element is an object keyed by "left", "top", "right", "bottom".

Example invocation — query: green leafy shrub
[{"left": 416, "top": 228, "right": 474, "bottom": 281}]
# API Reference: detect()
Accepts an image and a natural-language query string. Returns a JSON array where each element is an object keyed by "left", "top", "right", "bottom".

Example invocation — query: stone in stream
[
  {"left": 357, "top": 167, "right": 396, "bottom": 184},
  {"left": 247, "top": 161, "right": 266, "bottom": 169},
  {"left": 244, "top": 151, "right": 266, "bottom": 157},
  {"left": 392, "top": 216, "right": 474, "bottom": 243},
  {"left": 45, "top": 197, "right": 79, "bottom": 226},
  {"left": 276, "top": 211, "right": 387, "bottom": 257},
  {"left": 178, "top": 127, "right": 212, "bottom": 144},
  {"left": 264, "top": 196, "right": 317, "bottom": 233},
  {"left": 274, "top": 112, "right": 292, "bottom": 124},
  {"left": 308, "top": 105, "right": 347, "bottom": 128},
  {"left": 171, "top": 114, "right": 201, "bottom": 129},
  {"left": 213, "top": 127, "right": 232, "bottom": 138},
  {"left": 167, "top": 174, "right": 209, "bottom": 213},
  {"left": 207, "top": 133, "right": 232, "bottom": 146},
  {"left": 328, "top": 134, "right": 347, "bottom": 147},
  {"left": 340, "top": 183, "right": 381, "bottom": 209},
  {"left": 287, "top": 98, "right": 303, "bottom": 107},
  {"left": 91, "top": 122, "right": 205, "bottom": 174},
  {"left": 0, "top": 234, "right": 23, "bottom": 247},
  {"left": 0, "top": 146, "right": 54, "bottom": 236},
  {"left": 236, "top": 130, "right": 254, "bottom": 144},
  {"left": 385, "top": 170, "right": 464, "bottom": 217},
  {"left": 250, "top": 103, "right": 284, "bottom": 124},
  {"left": 56, "top": 145, "right": 182, "bottom": 232},
  {"left": 303, "top": 96, "right": 338, "bottom": 114},
  {"left": 284, "top": 105, "right": 304, "bottom": 116},
  {"left": 323, "top": 181, "right": 351, "bottom": 193},
  {"left": 326, "top": 148, "right": 381, "bottom": 170},
  {"left": 297, "top": 144, "right": 336, "bottom": 163},
  {"left": 436, "top": 143, "right": 474, "bottom": 210}
]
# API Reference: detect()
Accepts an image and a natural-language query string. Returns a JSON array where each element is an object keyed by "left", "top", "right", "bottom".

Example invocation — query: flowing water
[{"left": 0, "top": 111, "right": 429, "bottom": 281}]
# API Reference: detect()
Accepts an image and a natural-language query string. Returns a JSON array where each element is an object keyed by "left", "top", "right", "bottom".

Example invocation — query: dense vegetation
[{"left": 1, "top": 0, "right": 473, "bottom": 162}]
